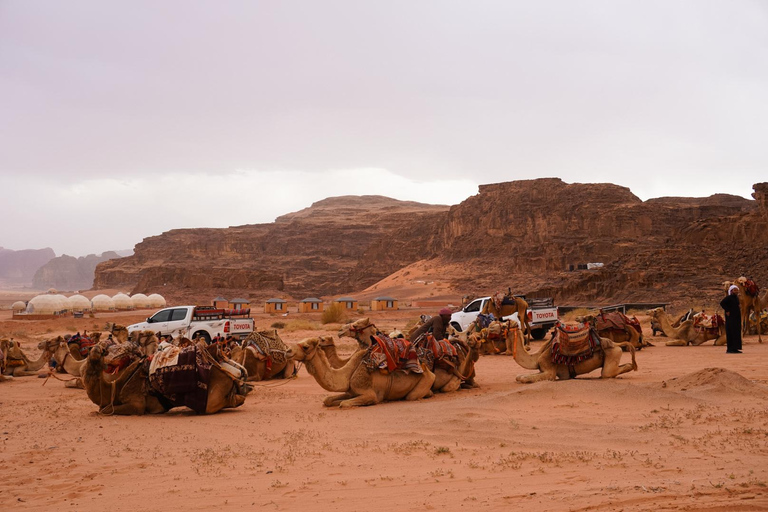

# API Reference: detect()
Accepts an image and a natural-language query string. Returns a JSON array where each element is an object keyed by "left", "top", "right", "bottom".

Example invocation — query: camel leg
[
  {"left": 100, "top": 400, "right": 147, "bottom": 415},
  {"left": 713, "top": 334, "right": 727, "bottom": 346},
  {"left": 339, "top": 390, "right": 380, "bottom": 408},
  {"left": 406, "top": 368, "right": 435, "bottom": 400},
  {"left": 516, "top": 369, "right": 556, "bottom": 384},
  {"left": 665, "top": 339, "right": 688, "bottom": 346},
  {"left": 600, "top": 346, "right": 637, "bottom": 378},
  {"left": 323, "top": 392, "right": 354, "bottom": 407},
  {"left": 65, "top": 378, "right": 84, "bottom": 389},
  {"left": 281, "top": 360, "right": 296, "bottom": 379},
  {"left": 438, "top": 376, "right": 461, "bottom": 393}
]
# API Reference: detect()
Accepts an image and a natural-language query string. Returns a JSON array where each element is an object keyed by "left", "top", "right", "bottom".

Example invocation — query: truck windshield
[
  {"left": 170, "top": 309, "right": 188, "bottom": 321},
  {"left": 464, "top": 300, "right": 482, "bottom": 313},
  {"left": 150, "top": 310, "right": 172, "bottom": 323}
]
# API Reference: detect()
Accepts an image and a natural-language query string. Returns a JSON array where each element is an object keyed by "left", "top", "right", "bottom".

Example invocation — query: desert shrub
[
  {"left": 321, "top": 303, "right": 345, "bottom": 324},
  {"left": 357, "top": 307, "right": 365, "bottom": 315},
  {"left": 270, "top": 321, "right": 286, "bottom": 329},
  {"left": 281, "top": 320, "right": 321, "bottom": 332},
  {"left": 88, "top": 312, "right": 95, "bottom": 318},
  {"left": 65, "top": 326, "right": 77, "bottom": 332},
  {"left": 561, "top": 308, "right": 595, "bottom": 322}
]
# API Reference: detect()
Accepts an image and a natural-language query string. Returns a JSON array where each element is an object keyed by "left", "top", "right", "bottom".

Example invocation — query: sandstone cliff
[
  {"left": 93, "top": 180, "right": 767, "bottom": 308},
  {"left": 94, "top": 196, "right": 448, "bottom": 300}
]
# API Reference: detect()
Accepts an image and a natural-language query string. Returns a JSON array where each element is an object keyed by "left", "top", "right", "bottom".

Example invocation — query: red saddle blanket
[
  {"left": 693, "top": 313, "right": 723, "bottom": 331},
  {"left": 551, "top": 322, "right": 601, "bottom": 366},
  {"left": 365, "top": 334, "right": 422, "bottom": 374},
  {"left": 149, "top": 345, "right": 212, "bottom": 414},
  {"left": 596, "top": 311, "right": 642, "bottom": 334},
  {"left": 69, "top": 337, "right": 97, "bottom": 357}
]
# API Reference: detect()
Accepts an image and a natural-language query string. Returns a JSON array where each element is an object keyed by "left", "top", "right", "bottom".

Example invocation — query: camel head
[
  {"left": 290, "top": 337, "right": 323, "bottom": 362},
  {"left": 318, "top": 335, "right": 336, "bottom": 348},
  {"left": 722, "top": 280, "right": 734, "bottom": 292},
  {"left": 646, "top": 307, "right": 664, "bottom": 320},
  {"left": 575, "top": 314, "right": 597, "bottom": 326},
  {"left": 38, "top": 337, "right": 63, "bottom": 352},
  {"left": 338, "top": 318, "right": 373, "bottom": 340}
]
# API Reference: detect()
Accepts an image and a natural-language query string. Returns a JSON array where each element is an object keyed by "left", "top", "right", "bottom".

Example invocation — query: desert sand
[{"left": 1, "top": 304, "right": 767, "bottom": 511}]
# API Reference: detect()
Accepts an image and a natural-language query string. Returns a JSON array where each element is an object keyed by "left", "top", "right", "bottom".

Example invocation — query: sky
[{"left": 1, "top": 1, "right": 766, "bottom": 257}]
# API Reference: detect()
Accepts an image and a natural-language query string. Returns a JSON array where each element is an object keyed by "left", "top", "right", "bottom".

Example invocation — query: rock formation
[
  {"left": 0, "top": 247, "right": 55, "bottom": 287},
  {"left": 33, "top": 251, "right": 123, "bottom": 291},
  {"left": 93, "top": 180, "right": 767, "bottom": 307}
]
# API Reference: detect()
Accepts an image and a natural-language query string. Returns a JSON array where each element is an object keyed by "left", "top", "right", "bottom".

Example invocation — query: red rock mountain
[{"left": 94, "top": 180, "right": 768, "bottom": 308}]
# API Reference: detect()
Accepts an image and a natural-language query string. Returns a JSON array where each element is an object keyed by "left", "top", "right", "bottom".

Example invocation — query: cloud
[{"left": 0, "top": 169, "right": 478, "bottom": 256}]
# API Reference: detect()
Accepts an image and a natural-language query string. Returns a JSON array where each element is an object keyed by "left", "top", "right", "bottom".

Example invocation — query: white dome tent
[
  {"left": 11, "top": 301, "right": 26, "bottom": 312},
  {"left": 147, "top": 294, "right": 166, "bottom": 308},
  {"left": 67, "top": 294, "right": 92, "bottom": 312},
  {"left": 112, "top": 293, "right": 133, "bottom": 310},
  {"left": 53, "top": 294, "right": 70, "bottom": 312},
  {"left": 26, "top": 295, "right": 63, "bottom": 315},
  {"left": 91, "top": 294, "right": 115, "bottom": 311},
  {"left": 130, "top": 293, "right": 151, "bottom": 309}
]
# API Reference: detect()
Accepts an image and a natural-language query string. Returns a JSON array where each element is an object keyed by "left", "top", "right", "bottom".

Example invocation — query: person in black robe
[{"left": 720, "top": 285, "right": 742, "bottom": 353}]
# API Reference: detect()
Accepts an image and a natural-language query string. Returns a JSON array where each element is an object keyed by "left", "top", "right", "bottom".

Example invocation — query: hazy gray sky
[{"left": 1, "top": 1, "right": 766, "bottom": 256}]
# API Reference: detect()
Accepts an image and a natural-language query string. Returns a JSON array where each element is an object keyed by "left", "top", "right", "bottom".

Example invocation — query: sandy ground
[{"left": 1, "top": 307, "right": 768, "bottom": 512}]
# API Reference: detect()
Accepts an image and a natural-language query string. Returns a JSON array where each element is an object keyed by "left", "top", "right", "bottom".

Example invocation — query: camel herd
[{"left": 1, "top": 276, "right": 765, "bottom": 412}]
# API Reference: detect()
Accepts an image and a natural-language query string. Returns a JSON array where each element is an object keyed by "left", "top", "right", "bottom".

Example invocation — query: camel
[
  {"left": 292, "top": 336, "right": 435, "bottom": 408},
  {"left": 130, "top": 330, "right": 159, "bottom": 357},
  {"left": 577, "top": 312, "right": 648, "bottom": 350},
  {"left": 462, "top": 317, "right": 520, "bottom": 355},
  {"left": 322, "top": 331, "right": 479, "bottom": 393},
  {"left": 52, "top": 339, "right": 88, "bottom": 387},
  {"left": 482, "top": 292, "right": 532, "bottom": 341},
  {"left": 82, "top": 342, "right": 248, "bottom": 415},
  {"left": 647, "top": 308, "right": 726, "bottom": 346},
  {"left": 509, "top": 323, "right": 637, "bottom": 383},
  {"left": 1, "top": 338, "right": 57, "bottom": 377},
  {"left": 727, "top": 278, "right": 764, "bottom": 343},
  {"left": 229, "top": 330, "right": 296, "bottom": 382},
  {"left": 650, "top": 309, "right": 693, "bottom": 336},
  {"left": 105, "top": 323, "right": 130, "bottom": 343}
]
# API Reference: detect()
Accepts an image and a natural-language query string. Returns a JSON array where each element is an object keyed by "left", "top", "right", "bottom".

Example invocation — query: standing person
[
  {"left": 721, "top": 285, "right": 742, "bottom": 353},
  {"left": 409, "top": 308, "right": 453, "bottom": 343}
]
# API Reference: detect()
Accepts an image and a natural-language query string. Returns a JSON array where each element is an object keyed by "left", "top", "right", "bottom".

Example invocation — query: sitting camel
[
  {"left": 1, "top": 338, "right": 58, "bottom": 377},
  {"left": 509, "top": 323, "right": 637, "bottom": 383},
  {"left": 292, "top": 335, "right": 435, "bottom": 408},
  {"left": 462, "top": 317, "right": 520, "bottom": 355},
  {"left": 577, "top": 311, "right": 649, "bottom": 350},
  {"left": 482, "top": 292, "right": 531, "bottom": 341},
  {"left": 82, "top": 342, "right": 248, "bottom": 415},
  {"left": 229, "top": 330, "right": 296, "bottom": 382},
  {"left": 647, "top": 308, "right": 726, "bottom": 346},
  {"left": 650, "top": 309, "right": 693, "bottom": 336},
  {"left": 327, "top": 326, "right": 479, "bottom": 393}
]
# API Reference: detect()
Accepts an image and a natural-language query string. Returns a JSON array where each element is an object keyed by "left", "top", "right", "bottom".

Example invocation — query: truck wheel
[
  {"left": 193, "top": 331, "right": 211, "bottom": 344},
  {"left": 450, "top": 322, "right": 463, "bottom": 332},
  {"left": 531, "top": 328, "right": 548, "bottom": 340}
]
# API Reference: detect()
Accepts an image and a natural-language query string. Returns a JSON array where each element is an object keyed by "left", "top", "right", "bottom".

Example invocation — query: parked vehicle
[
  {"left": 127, "top": 305, "right": 254, "bottom": 343},
  {"left": 450, "top": 296, "right": 558, "bottom": 340}
]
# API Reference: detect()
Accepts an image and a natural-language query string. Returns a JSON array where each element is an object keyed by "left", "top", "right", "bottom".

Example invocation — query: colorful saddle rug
[
  {"left": 243, "top": 330, "right": 289, "bottom": 365},
  {"left": 149, "top": 345, "right": 212, "bottom": 414},
  {"left": 744, "top": 279, "right": 759, "bottom": 297},
  {"left": 551, "top": 322, "right": 601, "bottom": 366},
  {"left": 693, "top": 313, "right": 723, "bottom": 335},
  {"left": 69, "top": 336, "right": 97, "bottom": 357},
  {"left": 476, "top": 313, "right": 496, "bottom": 329},
  {"left": 596, "top": 311, "right": 642, "bottom": 334},
  {"left": 364, "top": 333, "right": 422, "bottom": 374}
]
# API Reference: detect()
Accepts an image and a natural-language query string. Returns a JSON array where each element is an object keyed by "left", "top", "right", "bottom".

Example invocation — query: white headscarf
[{"left": 728, "top": 285, "right": 739, "bottom": 295}]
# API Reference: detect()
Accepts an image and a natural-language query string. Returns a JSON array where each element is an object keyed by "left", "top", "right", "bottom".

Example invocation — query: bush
[
  {"left": 270, "top": 321, "right": 286, "bottom": 329},
  {"left": 321, "top": 303, "right": 345, "bottom": 324}
]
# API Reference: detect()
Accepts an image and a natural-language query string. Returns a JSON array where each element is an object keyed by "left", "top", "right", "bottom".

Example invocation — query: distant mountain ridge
[
  {"left": 33, "top": 251, "right": 125, "bottom": 291},
  {"left": 0, "top": 247, "right": 56, "bottom": 287}
]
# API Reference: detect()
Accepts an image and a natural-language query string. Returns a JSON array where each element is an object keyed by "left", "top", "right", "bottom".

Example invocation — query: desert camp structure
[
  {"left": 334, "top": 297, "right": 358, "bottom": 310},
  {"left": 299, "top": 297, "right": 324, "bottom": 313},
  {"left": 264, "top": 298, "right": 287, "bottom": 313},
  {"left": 370, "top": 296, "right": 398, "bottom": 311}
]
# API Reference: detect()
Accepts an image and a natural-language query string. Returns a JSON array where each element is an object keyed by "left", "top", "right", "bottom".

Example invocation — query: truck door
[
  {"left": 165, "top": 308, "right": 191, "bottom": 335},
  {"left": 146, "top": 308, "right": 173, "bottom": 333}
]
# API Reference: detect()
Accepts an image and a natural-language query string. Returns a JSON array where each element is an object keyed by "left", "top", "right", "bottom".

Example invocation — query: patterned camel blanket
[
  {"left": 149, "top": 345, "right": 212, "bottom": 414},
  {"left": 68, "top": 336, "right": 97, "bottom": 357},
  {"left": 596, "top": 311, "right": 642, "bottom": 334},
  {"left": 693, "top": 313, "right": 724, "bottom": 335},
  {"left": 551, "top": 322, "right": 601, "bottom": 366},
  {"left": 417, "top": 335, "right": 460, "bottom": 371},
  {"left": 243, "top": 330, "right": 289, "bottom": 365},
  {"left": 363, "top": 333, "right": 422, "bottom": 374}
]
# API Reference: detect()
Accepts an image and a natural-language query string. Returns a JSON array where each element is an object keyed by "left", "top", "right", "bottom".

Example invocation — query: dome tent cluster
[{"left": 12, "top": 291, "right": 166, "bottom": 316}]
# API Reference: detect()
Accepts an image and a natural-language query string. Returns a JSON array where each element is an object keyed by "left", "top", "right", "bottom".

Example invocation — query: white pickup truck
[
  {"left": 127, "top": 306, "right": 254, "bottom": 343},
  {"left": 450, "top": 296, "right": 558, "bottom": 340}
]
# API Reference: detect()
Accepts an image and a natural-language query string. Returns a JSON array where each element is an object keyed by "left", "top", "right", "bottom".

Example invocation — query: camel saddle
[
  {"left": 596, "top": 311, "right": 642, "bottom": 334},
  {"left": 69, "top": 336, "right": 97, "bottom": 357},
  {"left": 693, "top": 313, "right": 723, "bottom": 334},
  {"left": 149, "top": 344, "right": 212, "bottom": 414},
  {"left": 364, "top": 333, "right": 422, "bottom": 374},
  {"left": 550, "top": 322, "right": 600, "bottom": 366},
  {"left": 417, "top": 334, "right": 460, "bottom": 371},
  {"left": 744, "top": 279, "right": 759, "bottom": 297}
]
